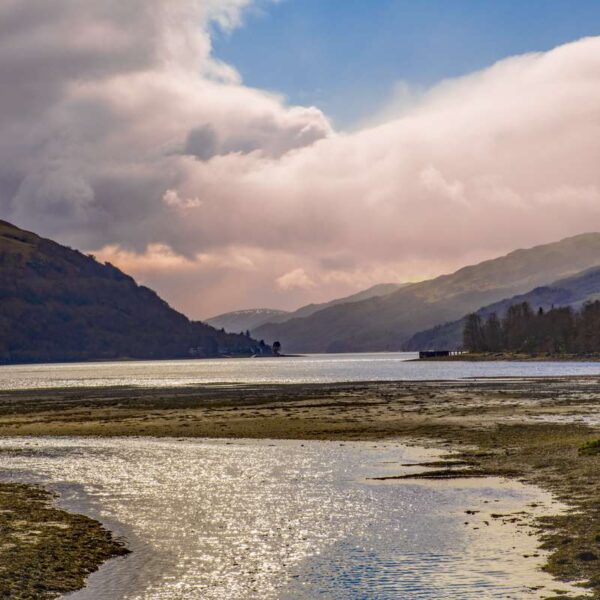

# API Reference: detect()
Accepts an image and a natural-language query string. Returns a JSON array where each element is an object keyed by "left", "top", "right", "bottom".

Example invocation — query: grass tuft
[{"left": 578, "top": 440, "right": 600, "bottom": 456}]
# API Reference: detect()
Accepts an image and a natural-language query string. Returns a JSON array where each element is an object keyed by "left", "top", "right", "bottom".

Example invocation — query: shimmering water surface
[
  {"left": 0, "top": 438, "right": 585, "bottom": 599},
  {"left": 1, "top": 352, "right": 600, "bottom": 389}
]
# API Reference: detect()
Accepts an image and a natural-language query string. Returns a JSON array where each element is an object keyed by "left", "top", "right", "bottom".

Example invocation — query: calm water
[
  {"left": 0, "top": 438, "right": 586, "bottom": 599},
  {"left": 1, "top": 352, "right": 600, "bottom": 390}
]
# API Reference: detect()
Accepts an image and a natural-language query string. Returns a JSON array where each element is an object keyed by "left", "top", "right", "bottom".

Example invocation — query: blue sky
[{"left": 213, "top": 0, "right": 600, "bottom": 128}]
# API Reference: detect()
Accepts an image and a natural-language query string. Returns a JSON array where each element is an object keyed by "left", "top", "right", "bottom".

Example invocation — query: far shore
[
  {"left": 417, "top": 351, "right": 600, "bottom": 362},
  {"left": 0, "top": 352, "right": 310, "bottom": 369},
  {"left": 2, "top": 377, "right": 600, "bottom": 598}
]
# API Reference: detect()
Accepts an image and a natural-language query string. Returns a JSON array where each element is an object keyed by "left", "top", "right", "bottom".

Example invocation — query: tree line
[{"left": 463, "top": 301, "right": 600, "bottom": 354}]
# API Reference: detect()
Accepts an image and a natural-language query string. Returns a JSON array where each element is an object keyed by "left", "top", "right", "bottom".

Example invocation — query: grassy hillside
[
  {"left": 254, "top": 234, "right": 600, "bottom": 353},
  {"left": 0, "top": 220, "right": 260, "bottom": 363},
  {"left": 405, "top": 265, "right": 600, "bottom": 351}
]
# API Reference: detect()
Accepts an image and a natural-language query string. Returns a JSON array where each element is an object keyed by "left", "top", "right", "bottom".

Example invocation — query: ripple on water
[
  {"left": 1, "top": 352, "right": 600, "bottom": 389},
  {"left": 0, "top": 438, "right": 588, "bottom": 599}
]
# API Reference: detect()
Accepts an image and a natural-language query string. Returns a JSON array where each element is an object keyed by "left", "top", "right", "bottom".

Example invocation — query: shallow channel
[{"left": 0, "top": 437, "right": 586, "bottom": 599}]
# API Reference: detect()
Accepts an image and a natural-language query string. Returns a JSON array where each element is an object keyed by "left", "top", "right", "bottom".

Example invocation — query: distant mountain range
[
  {"left": 207, "top": 283, "right": 404, "bottom": 335},
  {"left": 0, "top": 220, "right": 261, "bottom": 364},
  {"left": 252, "top": 233, "right": 600, "bottom": 353},
  {"left": 206, "top": 308, "right": 290, "bottom": 334},
  {"left": 7, "top": 217, "right": 600, "bottom": 363},
  {"left": 404, "top": 265, "right": 600, "bottom": 351}
]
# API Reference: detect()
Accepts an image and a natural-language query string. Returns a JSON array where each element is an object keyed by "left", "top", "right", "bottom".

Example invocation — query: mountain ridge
[
  {"left": 206, "top": 308, "right": 290, "bottom": 334},
  {"left": 404, "top": 265, "right": 600, "bottom": 351},
  {"left": 0, "top": 220, "right": 261, "bottom": 364},
  {"left": 207, "top": 283, "right": 405, "bottom": 335},
  {"left": 253, "top": 233, "right": 600, "bottom": 353}
]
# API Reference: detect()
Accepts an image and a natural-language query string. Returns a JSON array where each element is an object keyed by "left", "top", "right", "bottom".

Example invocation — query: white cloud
[
  {"left": 162, "top": 189, "right": 203, "bottom": 210},
  {"left": 276, "top": 268, "right": 316, "bottom": 291},
  {"left": 2, "top": 3, "right": 600, "bottom": 317}
]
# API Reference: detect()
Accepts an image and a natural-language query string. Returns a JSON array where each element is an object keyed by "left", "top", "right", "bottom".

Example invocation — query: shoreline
[
  {"left": 417, "top": 352, "right": 600, "bottom": 362},
  {"left": 3, "top": 377, "right": 600, "bottom": 598},
  {"left": 1, "top": 436, "right": 581, "bottom": 600},
  {"left": 0, "top": 481, "right": 128, "bottom": 599}
]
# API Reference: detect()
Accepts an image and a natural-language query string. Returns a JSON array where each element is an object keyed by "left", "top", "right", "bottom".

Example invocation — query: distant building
[{"left": 419, "top": 350, "right": 464, "bottom": 359}]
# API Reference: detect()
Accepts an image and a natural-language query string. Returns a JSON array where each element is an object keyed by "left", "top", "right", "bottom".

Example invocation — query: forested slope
[
  {"left": 405, "top": 266, "right": 600, "bottom": 351},
  {"left": 0, "top": 220, "right": 259, "bottom": 363},
  {"left": 254, "top": 234, "right": 600, "bottom": 353}
]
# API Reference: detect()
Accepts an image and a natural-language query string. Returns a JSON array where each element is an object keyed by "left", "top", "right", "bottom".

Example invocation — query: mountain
[
  {"left": 0, "top": 220, "right": 261, "bottom": 364},
  {"left": 404, "top": 265, "right": 600, "bottom": 351},
  {"left": 207, "top": 283, "right": 404, "bottom": 336},
  {"left": 205, "top": 308, "right": 290, "bottom": 334},
  {"left": 253, "top": 233, "right": 600, "bottom": 353},
  {"left": 272, "top": 283, "right": 405, "bottom": 323}
]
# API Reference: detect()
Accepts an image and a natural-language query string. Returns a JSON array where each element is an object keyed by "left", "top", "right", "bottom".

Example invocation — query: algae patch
[
  {"left": 578, "top": 439, "right": 600, "bottom": 456},
  {"left": 0, "top": 482, "right": 129, "bottom": 599}
]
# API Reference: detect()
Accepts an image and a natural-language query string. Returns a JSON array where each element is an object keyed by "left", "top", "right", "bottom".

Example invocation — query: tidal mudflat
[
  {"left": 2, "top": 376, "right": 600, "bottom": 597},
  {"left": 0, "top": 437, "right": 585, "bottom": 599}
]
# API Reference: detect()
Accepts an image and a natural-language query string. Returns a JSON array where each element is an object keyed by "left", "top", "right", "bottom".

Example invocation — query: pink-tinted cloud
[
  {"left": 2, "top": 3, "right": 600, "bottom": 318},
  {"left": 276, "top": 268, "right": 317, "bottom": 291}
]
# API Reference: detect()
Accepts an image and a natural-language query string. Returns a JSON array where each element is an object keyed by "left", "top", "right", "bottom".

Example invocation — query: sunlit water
[
  {"left": 1, "top": 352, "right": 600, "bottom": 390},
  {"left": 0, "top": 438, "right": 586, "bottom": 599}
]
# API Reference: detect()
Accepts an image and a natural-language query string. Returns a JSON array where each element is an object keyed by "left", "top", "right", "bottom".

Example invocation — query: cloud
[
  {"left": 0, "top": 1, "right": 331, "bottom": 236},
  {"left": 162, "top": 189, "right": 203, "bottom": 210},
  {"left": 184, "top": 125, "right": 220, "bottom": 161},
  {"left": 276, "top": 268, "right": 316, "bottom": 291},
  {"left": 2, "top": 3, "right": 600, "bottom": 317},
  {"left": 184, "top": 106, "right": 331, "bottom": 160},
  {"left": 98, "top": 243, "right": 199, "bottom": 273}
]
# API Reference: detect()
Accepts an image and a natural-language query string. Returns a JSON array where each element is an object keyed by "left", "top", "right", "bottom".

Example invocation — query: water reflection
[
  {"left": 0, "top": 438, "right": 586, "bottom": 599},
  {"left": 1, "top": 352, "right": 600, "bottom": 389}
]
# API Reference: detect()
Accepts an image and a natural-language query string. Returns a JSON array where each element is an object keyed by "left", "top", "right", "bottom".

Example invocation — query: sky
[
  {"left": 1, "top": 1, "right": 600, "bottom": 319},
  {"left": 213, "top": 0, "right": 600, "bottom": 127}
]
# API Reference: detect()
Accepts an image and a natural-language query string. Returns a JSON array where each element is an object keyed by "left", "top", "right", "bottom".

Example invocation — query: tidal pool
[{"left": 0, "top": 438, "right": 586, "bottom": 599}]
